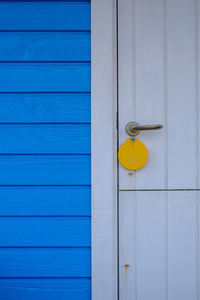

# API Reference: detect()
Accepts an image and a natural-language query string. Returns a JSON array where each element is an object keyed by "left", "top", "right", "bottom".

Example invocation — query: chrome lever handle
[{"left": 125, "top": 121, "right": 163, "bottom": 137}]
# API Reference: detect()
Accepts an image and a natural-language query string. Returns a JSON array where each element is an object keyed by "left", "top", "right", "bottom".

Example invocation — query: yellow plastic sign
[{"left": 118, "top": 137, "right": 148, "bottom": 170}]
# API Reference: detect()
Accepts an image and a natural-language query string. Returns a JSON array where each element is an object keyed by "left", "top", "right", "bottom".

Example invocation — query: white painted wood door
[{"left": 118, "top": 0, "right": 200, "bottom": 299}]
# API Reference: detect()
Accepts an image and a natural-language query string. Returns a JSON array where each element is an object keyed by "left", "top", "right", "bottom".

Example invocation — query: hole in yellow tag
[{"left": 118, "top": 137, "right": 148, "bottom": 170}]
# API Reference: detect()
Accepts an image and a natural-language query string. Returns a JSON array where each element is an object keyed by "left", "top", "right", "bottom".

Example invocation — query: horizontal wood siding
[
  {"left": 0, "top": 1, "right": 91, "bottom": 299},
  {"left": 0, "top": 279, "right": 91, "bottom": 300},
  {"left": 0, "top": 94, "right": 90, "bottom": 123},
  {"left": 0, "top": 155, "right": 90, "bottom": 185},
  {"left": 0, "top": 248, "right": 91, "bottom": 277},
  {"left": 0, "top": 33, "right": 90, "bottom": 61},
  {"left": 0, "top": 125, "right": 90, "bottom": 153},
  {"left": 0, "top": 3, "right": 90, "bottom": 30},
  {"left": 0, "top": 186, "right": 91, "bottom": 216},
  {"left": 0, "top": 217, "right": 91, "bottom": 246},
  {"left": 0, "top": 64, "right": 90, "bottom": 92}
]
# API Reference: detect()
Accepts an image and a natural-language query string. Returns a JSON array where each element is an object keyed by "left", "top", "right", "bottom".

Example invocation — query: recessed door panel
[{"left": 118, "top": 0, "right": 198, "bottom": 190}]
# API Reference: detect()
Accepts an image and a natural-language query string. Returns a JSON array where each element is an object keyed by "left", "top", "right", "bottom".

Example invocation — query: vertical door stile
[
  {"left": 118, "top": 0, "right": 137, "bottom": 187},
  {"left": 197, "top": 0, "right": 200, "bottom": 295}
]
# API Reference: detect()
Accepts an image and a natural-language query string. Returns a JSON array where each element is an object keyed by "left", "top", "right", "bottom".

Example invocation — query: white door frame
[{"left": 91, "top": 0, "right": 118, "bottom": 299}]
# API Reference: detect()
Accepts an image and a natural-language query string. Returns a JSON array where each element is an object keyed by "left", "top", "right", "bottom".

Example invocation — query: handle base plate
[{"left": 125, "top": 122, "right": 140, "bottom": 136}]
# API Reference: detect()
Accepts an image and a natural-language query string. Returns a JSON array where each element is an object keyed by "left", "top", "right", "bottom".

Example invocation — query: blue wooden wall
[{"left": 0, "top": 1, "right": 91, "bottom": 299}]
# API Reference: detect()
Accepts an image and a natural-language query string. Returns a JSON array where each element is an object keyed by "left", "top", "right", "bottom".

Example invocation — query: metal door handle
[{"left": 125, "top": 121, "right": 163, "bottom": 136}]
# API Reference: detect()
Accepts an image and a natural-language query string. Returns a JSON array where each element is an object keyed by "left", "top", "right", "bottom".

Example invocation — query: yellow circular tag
[{"left": 118, "top": 137, "right": 148, "bottom": 170}]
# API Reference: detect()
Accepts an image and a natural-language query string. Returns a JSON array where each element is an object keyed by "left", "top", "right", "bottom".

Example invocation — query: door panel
[
  {"left": 118, "top": 0, "right": 198, "bottom": 189},
  {"left": 119, "top": 191, "right": 199, "bottom": 300},
  {"left": 118, "top": 0, "right": 200, "bottom": 298}
]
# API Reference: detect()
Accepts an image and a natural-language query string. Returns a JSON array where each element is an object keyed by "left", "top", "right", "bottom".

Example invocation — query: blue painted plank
[
  {"left": 0, "top": 248, "right": 91, "bottom": 277},
  {"left": 0, "top": 217, "right": 90, "bottom": 246},
  {"left": 0, "top": 3, "right": 90, "bottom": 30},
  {"left": 0, "top": 33, "right": 90, "bottom": 61},
  {"left": 0, "top": 125, "right": 90, "bottom": 154},
  {"left": 0, "top": 278, "right": 91, "bottom": 300},
  {"left": 0, "top": 94, "right": 90, "bottom": 123},
  {"left": 0, "top": 63, "right": 90, "bottom": 92},
  {"left": 0, "top": 0, "right": 90, "bottom": 1},
  {"left": 0, "top": 155, "right": 90, "bottom": 185},
  {"left": 0, "top": 186, "right": 91, "bottom": 216}
]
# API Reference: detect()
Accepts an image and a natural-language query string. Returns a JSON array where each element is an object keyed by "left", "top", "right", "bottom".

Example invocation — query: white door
[{"left": 118, "top": 0, "right": 200, "bottom": 299}]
